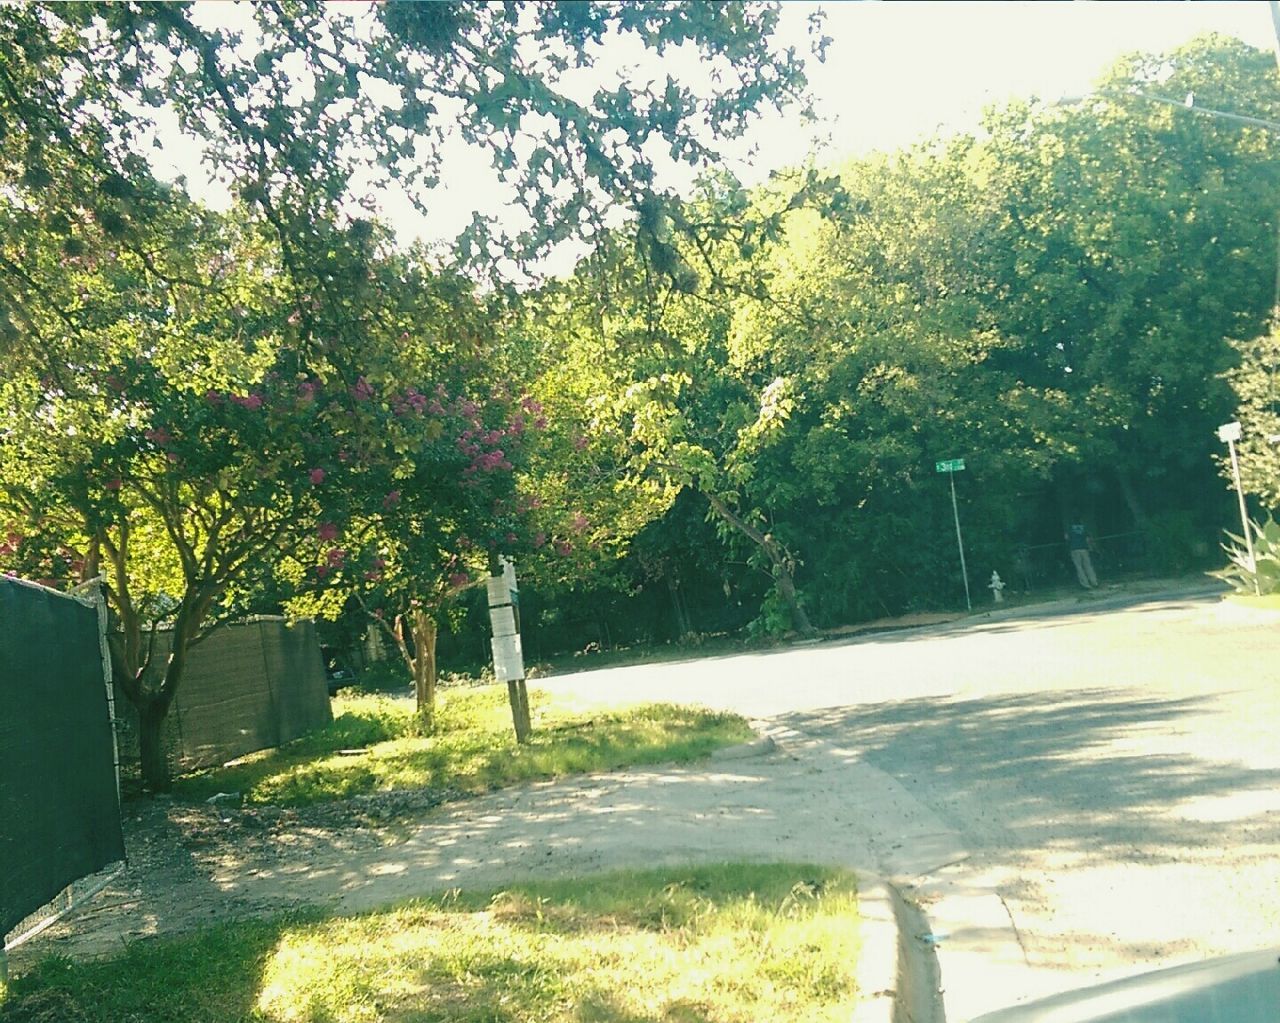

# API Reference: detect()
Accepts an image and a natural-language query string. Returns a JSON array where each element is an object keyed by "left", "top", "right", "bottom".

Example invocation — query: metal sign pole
[
  {"left": 1228, "top": 436, "right": 1259, "bottom": 594},
  {"left": 949, "top": 468, "right": 972, "bottom": 611}
]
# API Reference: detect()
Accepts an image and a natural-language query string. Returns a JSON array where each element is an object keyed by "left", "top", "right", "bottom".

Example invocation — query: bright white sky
[{"left": 168, "top": 1, "right": 1278, "bottom": 260}]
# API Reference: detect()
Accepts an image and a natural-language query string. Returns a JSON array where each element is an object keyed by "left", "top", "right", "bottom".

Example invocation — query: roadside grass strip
[
  {"left": 1, "top": 864, "right": 861, "bottom": 1023},
  {"left": 173, "top": 689, "right": 754, "bottom": 807}
]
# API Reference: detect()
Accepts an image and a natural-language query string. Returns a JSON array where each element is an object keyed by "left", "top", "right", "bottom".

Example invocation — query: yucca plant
[{"left": 1211, "top": 518, "right": 1280, "bottom": 595}]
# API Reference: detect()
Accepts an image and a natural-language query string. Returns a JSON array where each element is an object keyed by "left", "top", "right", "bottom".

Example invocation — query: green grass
[
  {"left": 1227, "top": 592, "right": 1280, "bottom": 610},
  {"left": 172, "top": 689, "right": 754, "bottom": 808},
  {"left": 1, "top": 864, "right": 860, "bottom": 1023}
]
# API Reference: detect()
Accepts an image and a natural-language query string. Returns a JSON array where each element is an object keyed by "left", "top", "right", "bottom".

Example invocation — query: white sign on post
[
  {"left": 487, "top": 557, "right": 525, "bottom": 681},
  {"left": 491, "top": 634, "right": 524, "bottom": 682},
  {"left": 489, "top": 604, "right": 517, "bottom": 638}
]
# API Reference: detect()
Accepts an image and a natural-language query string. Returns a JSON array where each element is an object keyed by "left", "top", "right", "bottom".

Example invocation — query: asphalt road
[{"left": 539, "top": 586, "right": 1280, "bottom": 1019}]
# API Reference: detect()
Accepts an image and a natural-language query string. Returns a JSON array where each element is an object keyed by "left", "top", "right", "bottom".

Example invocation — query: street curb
[{"left": 852, "top": 880, "right": 901, "bottom": 1023}]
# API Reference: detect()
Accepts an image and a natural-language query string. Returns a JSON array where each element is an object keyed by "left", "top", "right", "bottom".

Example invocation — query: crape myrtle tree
[
  {"left": 0, "top": 2, "right": 818, "bottom": 784},
  {"left": 0, "top": 203, "right": 481, "bottom": 788}
]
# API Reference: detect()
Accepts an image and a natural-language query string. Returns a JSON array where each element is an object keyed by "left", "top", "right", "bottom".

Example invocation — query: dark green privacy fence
[{"left": 0, "top": 576, "right": 124, "bottom": 942}]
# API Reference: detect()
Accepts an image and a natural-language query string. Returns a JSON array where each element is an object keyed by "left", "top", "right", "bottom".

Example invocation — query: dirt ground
[{"left": 10, "top": 731, "right": 897, "bottom": 972}]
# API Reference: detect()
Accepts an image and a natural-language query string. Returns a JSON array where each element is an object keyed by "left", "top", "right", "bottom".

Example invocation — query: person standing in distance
[{"left": 1065, "top": 520, "right": 1098, "bottom": 589}]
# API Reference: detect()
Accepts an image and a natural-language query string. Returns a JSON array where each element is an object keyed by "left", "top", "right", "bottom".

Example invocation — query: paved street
[{"left": 539, "top": 587, "right": 1280, "bottom": 1019}]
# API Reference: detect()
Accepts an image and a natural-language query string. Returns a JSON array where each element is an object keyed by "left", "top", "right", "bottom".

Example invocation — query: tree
[
  {"left": 1224, "top": 327, "right": 1280, "bottom": 513},
  {"left": 976, "top": 35, "right": 1280, "bottom": 536},
  {"left": 2, "top": 3, "right": 820, "bottom": 782}
]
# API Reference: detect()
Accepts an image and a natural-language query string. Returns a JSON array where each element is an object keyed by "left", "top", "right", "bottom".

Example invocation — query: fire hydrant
[{"left": 988, "top": 570, "right": 1006, "bottom": 603}]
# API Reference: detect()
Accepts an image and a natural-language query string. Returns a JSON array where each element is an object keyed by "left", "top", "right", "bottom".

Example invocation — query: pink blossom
[
  {"left": 555, "top": 540, "right": 572, "bottom": 556},
  {"left": 427, "top": 399, "right": 444, "bottom": 415},
  {"left": 533, "top": 531, "right": 546, "bottom": 548},
  {"left": 166, "top": 452, "right": 180, "bottom": 464},
  {"left": 287, "top": 310, "right": 302, "bottom": 326},
  {"left": 573, "top": 434, "right": 589, "bottom": 451},
  {"left": 459, "top": 399, "right": 479, "bottom": 417},
  {"left": 297, "top": 380, "right": 317, "bottom": 401},
  {"left": 382, "top": 490, "right": 401, "bottom": 509},
  {"left": 326, "top": 547, "right": 346, "bottom": 567},
  {"left": 373, "top": 607, "right": 384, "bottom": 619},
  {"left": 205, "top": 389, "right": 223, "bottom": 405},
  {"left": 373, "top": 557, "right": 387, "bottom": 569},
  {"left": 521, "top": 396, "right": 542, "bottom": 414},
  {"left": 309, "top": 468, "right": 326, "bottom": 485},
  {"left": 448, "top": 572, "right": 470, "bottom": 589},
  {"left": 571, "top": 512, "right": 589, "bottom": 533},
  {"left": 351, "top": 377, "right": 375, "bottom": 402},
  {"left": 144, "top": 427, "right": 171, "bottom": 446},
  {"left": 364, "top": 570, "right": 382, "bottom": 582},
  {"left": 104, "top": 478, "right": 123, "bottom": 492},
  {"left": 484, "top": 429, "right": 504, "bottom": 445},
  {"left": 534, "top": 416, "right": 548, "bottom": 430},
  {"left": 316, "top": 564, "right": 330, "bottom": 579},
  {"left": 338, "top": 449, "right": 351, "bottom": 463},
  {"left": 317, "top": 522, "right": 339, "bottom": 542},
  {"left": 509, "top": 415, "right": 526, "bottom": 435},
  {"left": 244, "top": 393, "right": 263, "bottom": 411},
  {"left": 504, "top": 531, "right": 518, "bottom": 544}
]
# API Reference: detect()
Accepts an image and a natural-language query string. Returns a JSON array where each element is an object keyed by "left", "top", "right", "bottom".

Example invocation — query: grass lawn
[
  {"left": 172, "top": 688, "right": 754, "bottom": 807},
  {"left": 1, "top": 864, "right": 860, "bottom": 1023}
]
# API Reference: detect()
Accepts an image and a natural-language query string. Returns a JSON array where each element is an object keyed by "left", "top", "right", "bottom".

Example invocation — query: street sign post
[
  {"left": 1217, "top": 421, "right": 1258, "bottom": 594},
  {"left": 936, "top": 458, "right": 972, "bottom": 610}
]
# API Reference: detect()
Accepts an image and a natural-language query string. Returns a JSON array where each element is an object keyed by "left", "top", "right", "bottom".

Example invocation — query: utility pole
[{"left": 1269, "top": 1, "right": 1280, "bottom": 75}]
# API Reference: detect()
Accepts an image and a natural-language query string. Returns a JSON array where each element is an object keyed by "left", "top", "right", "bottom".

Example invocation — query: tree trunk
[
  {"left": 702, "top": 492, "right": 817, "bottom": 637},
  {"left": 1115, "top": 466, "right": 1148, "bottom": 531},
  {"left": 138, "top": 697, "right": 171, "bottom": 792},
  {"left": 410, "top": 609, "right": 438, "bottom": 729},
  {"left": 668, "top": 575, "right": 690, "bottom": 639}
]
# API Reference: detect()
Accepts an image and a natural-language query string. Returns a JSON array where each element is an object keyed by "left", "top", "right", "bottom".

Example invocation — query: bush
[
  {"left": 354, "top": 659, "right": 411, "bottom": 693},
  {"left": 1144, "top": 510, "right": 1215, "bottom": 574}
]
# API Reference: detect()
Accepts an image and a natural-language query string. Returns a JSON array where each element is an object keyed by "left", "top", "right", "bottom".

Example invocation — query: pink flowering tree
[{"left": 284, "top": 386, "right": 550, "bottom": 734}]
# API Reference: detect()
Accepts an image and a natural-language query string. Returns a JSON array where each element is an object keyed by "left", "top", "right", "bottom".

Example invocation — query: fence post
[{"left": 71, "top": 575, "right": 120, "bottom": 803}]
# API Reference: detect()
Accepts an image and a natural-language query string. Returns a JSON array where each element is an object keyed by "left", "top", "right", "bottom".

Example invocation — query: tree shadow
[{"left": 779, "top": 688, "right": 1280, "bottom": 867}]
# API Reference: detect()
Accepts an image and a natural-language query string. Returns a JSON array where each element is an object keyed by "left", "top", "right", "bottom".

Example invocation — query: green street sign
[{"left": 935, "top": 458, "right": 966, "bottom": 473}]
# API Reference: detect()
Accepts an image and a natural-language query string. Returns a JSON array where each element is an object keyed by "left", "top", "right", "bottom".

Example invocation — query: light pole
[{"left": 1218, "top": 421, "right": 1259, "bottom": 594}]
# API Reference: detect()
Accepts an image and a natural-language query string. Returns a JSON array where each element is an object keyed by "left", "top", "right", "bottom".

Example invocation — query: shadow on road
[{"left": 781, "top": 687, "right": 1280, "bottom": 867}]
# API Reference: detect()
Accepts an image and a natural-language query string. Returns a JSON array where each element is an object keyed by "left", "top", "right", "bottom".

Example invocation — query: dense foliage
[{"left": 2, "top": 7, "right": 1278, "bottom": 783}]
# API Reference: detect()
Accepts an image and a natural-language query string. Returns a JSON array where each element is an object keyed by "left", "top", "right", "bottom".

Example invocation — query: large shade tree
[{"left": 0, "top": 1, "right": 820, "bottom": 786}]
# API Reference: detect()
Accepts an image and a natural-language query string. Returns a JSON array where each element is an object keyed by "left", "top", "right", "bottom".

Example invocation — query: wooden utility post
[{"left": 488, "top": 555, "right": 531, "bottom": 743}]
